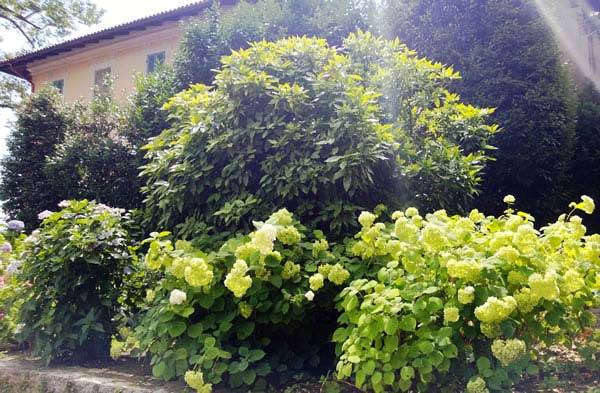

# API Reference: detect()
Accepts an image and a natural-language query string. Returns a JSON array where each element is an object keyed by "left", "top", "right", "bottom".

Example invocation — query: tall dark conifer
[{"left": 384, "top": 0, "right": 577, "bottom": 221}]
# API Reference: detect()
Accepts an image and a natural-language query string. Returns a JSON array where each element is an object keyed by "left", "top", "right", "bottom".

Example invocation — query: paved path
[{"left": 0, "top": 354, "right": 185, "bottom": 393}]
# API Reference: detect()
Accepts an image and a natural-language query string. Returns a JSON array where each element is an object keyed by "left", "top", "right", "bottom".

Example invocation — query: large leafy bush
[
  {"left": 142, "top": 33, "right": 496, "bottom": 238},
  {"left": 137, "top": 196, "right": 599, "bottom": 392},
  {"left": 17, "top": 200, "right": 136, "bottom": 363}
]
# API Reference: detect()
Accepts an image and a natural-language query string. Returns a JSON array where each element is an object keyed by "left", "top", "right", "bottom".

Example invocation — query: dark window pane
[
  {"left": 51, "top": 79, "right": 64, "bottom": 94},
  {"left": 94, "top": 67, "right": 112, "bottom": 96},
  {"left": 147, "top": 51, "right": 166, "bottom": 73}
]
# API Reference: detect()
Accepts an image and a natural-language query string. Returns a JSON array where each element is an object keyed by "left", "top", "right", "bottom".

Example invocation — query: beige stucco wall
[{"left": 28, "top": 20, "right": 185, "bottom": 103}]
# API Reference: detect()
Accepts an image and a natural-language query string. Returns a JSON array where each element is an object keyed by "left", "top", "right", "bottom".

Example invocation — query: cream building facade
[{"left": 0, "top": 0, "right": 235, "bottom": 103}]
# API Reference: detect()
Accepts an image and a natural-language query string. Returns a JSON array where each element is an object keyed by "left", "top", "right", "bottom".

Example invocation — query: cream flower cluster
[
  {"left": 491, "top": 338, "right": 526, "bottom": 366},
  {"left": 224, "top": 259, "right": 253, "bottom": 298},
  {"left": 458, "top": 286, "right": 475, "bottom": 304},
  {"left": 281, "top": 261, "right": 300, "bottom": 280},
  {"left": 358, "top": 211, "right": 377, "bottom": 228},
  {"left": 184, "top": 258, "right": 214, "bottom": 288},
  {"left": 444, "top": 306, "right": 460, "bottom": 323},
  {"left": 467, "top": 377, "right": 489, "bottom": 393},
  {"left": 528, "top": 271, "right": 560, "bottom": 301},
  {"left": 309, "top": 273, "right": 324, "bottom": 291},
  {"left": 169, "top": 289, "right": 187, "bottom": 305},
  {"left": 184, "top": 370, "right": 212, "bottom": 393},
  {"left": 446, "top": 259, "right": 482, "bottom": 281},
  {"left": 474, "top": 296, "right": 516, "bottom": 324},
  {"left": 251, "top": 223, "right": 278, "bottom": 255}
]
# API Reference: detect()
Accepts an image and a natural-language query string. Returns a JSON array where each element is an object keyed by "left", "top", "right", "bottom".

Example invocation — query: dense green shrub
[
  {"left": 17, "top": 200, "right": 136, "bottom": 364},
  {"left": 142, "top": 33, "right": 496, "bottom": 238},
  {"left": 0, "top": 88, "right": 68, "bottom": 228},
  {"left": 136, "top": 195, "right": 599, "bottom": 392},
  {"left": 384, "top": 0, "right": 577, "bottom": 222},
  {"left": 46, "top": 95, "right": 142, "bottom": 210},
  {"left": 173, "top": 0, "right": 375, "bottom": 88}
]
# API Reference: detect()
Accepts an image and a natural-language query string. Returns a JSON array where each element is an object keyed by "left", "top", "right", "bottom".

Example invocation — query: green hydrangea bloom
[
  {"left": 475, "top": 296, "right": 516, "bottom": 324},
  {"left": 281, "top": 261, "right": 300, "bottom": 280},
  {"left": 169, "top": 257, "right": 189, "bottom": 279},
  {"left": 405, "top": 207, "right": 419, "bottom": 218},
  {"left": 309, "top": 273, "right": 325, "bottom": 291},
  {"left": 528, "top": 271, "right": 560, "bottom": 300},
  {"left": 224, "top": 259, "right": 253, "bottom": 298},
  {"left": 185, "top": 370, "right": 212, "bottom": 393},
  {"left": 446, "top": 259, "right": 482, "bottom": 281},
  {"left": 467, "top": 377, "right": 489, "bottom": 393},
  {"left": 562, "top": 269, "right": 585, "bottom": 293},
  {"left": 276, "top": 226, "right": 301, "bottom": 245},
  {"left": 480, "top": 322, "right": 501, "bottom": 339},
  {"left": 444, "top": 306, "right": 460, "bottom": 323},
  {"left": 491, "top": 338, "right": 526, "bottom": 366},
  {"left": 358, "top": 211, "right": 377, "bottom": 228},
  {"left": 515, "top": 288, "right": 538, "bottom": 313},
  {"left": 268, "top": 208, "right": 294, "bottom": 226},
  {"left": 458, "top": 286, "right": 475, "bottom": 304},
  {"left": 327, "top": 263, "right": 350, "bottom": 285},
  {"left": 422, "top": 224, "right": 448, "bottom": 252},
  {"left": 184, "top": 257, "right": 213, "bottom": 288},
  {"left": 312, "top": 239, "right": 329, "bottom": 257}
]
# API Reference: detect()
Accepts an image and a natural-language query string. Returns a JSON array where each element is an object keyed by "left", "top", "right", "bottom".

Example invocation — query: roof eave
[{"left": 0, "top": 0, "right": 235, "bottom": 81}]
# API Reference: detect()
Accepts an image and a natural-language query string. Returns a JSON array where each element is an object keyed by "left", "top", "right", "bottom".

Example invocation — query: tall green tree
[
  {"left": 174, "top": 0, "right": 375, "bottom": 88},
  {"left": 0, "top": 0, "right": 103, "bottom": 108},
  {"left": 384, "top": 0, "right": 577, "bottom": 220},
  {"left": 46, "top": 91, "right": 142, "bottom": 211},
  {"left": 0, "top": 88, "right": 67, "bottom": 227}
]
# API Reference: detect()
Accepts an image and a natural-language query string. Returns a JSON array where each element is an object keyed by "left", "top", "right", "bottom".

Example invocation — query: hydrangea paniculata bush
[
  {"left": 334, "top": 196, "right": 599, "bottom": 392},
  {"left": 137, "top": 196, "right": 598, "bottom": 393}
]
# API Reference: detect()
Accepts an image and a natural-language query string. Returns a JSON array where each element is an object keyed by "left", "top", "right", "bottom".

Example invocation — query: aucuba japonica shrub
[
  {"left": 135, "top": 208, "right": 353, "bottom": 391},
  {"left": 138, "top": 196, "right": 598, "bottom": 393},
  {"left": 17, "top": 200, "right": 137, "bottom": 364},
  {"left": 334, "top": 195, "right": 599, "bottom": 392},
  {"left": 142, "top": 32, "right": 496, "bottom": 238}
]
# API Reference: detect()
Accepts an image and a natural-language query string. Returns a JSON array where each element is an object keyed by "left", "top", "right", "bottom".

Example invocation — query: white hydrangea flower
[
  {"left": 503, "top": 195, "right": 516, "bottom": 204},
  {"left": 304, "top": 290, "right": 315, "bottom": 301},
  {"left": 169, "top": 289, "right": 187, "bottom": 305},
  {"left": 37, "top": 210, "right": 53, "bottom": 220}
]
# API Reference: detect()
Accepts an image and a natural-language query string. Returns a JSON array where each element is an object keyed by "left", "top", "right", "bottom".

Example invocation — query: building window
[
  {"left": 94, "top": 67, "right": 112, "bottom": 96},
  {"left": 146, "top": 51, "right": 165, "bottom": 73},
  {"left": 51, "top": 79, "right": 64, "bottom": 94}
]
